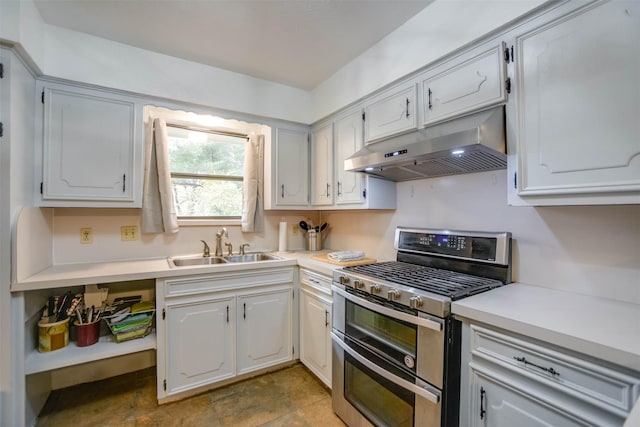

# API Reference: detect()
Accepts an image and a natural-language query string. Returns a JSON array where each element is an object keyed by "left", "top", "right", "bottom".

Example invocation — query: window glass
[{"left": 166, "top": 126, "right": 245, "bottom": 218}]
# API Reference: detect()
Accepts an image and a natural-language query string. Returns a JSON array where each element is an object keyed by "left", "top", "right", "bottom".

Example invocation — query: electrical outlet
[
  {"left": 80, "top": 228, "right": 93, "bottom": 244},
  {"left": 291, "top": 224, "right": 298, "bottom": 235},
  {"left": 121, "top": 226, "right": 139, "bottom": 241}
]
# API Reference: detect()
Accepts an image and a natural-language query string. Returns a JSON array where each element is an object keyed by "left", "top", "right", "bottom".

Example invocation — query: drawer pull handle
[
  {"left": 514, "top": 356, "right": 560, "bottom": 377},
  {"left": 480, "top": 386, "right": 486, "bottom": 420}
]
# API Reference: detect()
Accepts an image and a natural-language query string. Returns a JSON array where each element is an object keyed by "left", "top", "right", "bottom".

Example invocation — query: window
[{"left": 166, "top": 125, "right": 246, "bottom": 218}]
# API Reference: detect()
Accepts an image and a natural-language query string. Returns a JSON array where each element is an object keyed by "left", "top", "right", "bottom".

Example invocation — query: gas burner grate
[{"left": 343, "top": 261, "right": 502, "bottom": 300}]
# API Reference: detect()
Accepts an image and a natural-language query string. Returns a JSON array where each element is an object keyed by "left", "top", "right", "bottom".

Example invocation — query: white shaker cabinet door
[
  {"left": 300, "top": 288, "right": 332, "bottom": 387},
  {"left": 421, "top": 43, "right": 507, "bottom": 127},
  {"left": 272, "top": 128, "right": 309, "bottom": 207},
  {"left": 364, "top": 84, "right": 418, "bottom": 143},
  {"left": 236, "top": 287, "right": 292, "bottom": 374},
  {"left": 165, "top": 295, "right": 235, "bottom": 395},
  {"left": 311, "top": 122, "right": 334, "bottom": 206},
  {"left": 42, "top": 85, "right": 141, "bottom": 206},
  {"left": 512, "top": 0, "right": 640, "bottom": 203},
  {"left": 335, "top": 109, "right": 365, "bottom": 205}
]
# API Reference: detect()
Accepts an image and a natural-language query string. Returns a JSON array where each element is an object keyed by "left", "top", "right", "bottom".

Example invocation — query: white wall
[
  {"left": 311, "top": 0, "right": 548, "bottom": 120},
  {"left": 322, "top": 171, "right": 640, "bottom": 305}
]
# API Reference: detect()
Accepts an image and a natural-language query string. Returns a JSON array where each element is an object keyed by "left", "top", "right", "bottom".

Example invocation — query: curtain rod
[{"left": 165, "top": 122, "right": 249, "bottom": 139}]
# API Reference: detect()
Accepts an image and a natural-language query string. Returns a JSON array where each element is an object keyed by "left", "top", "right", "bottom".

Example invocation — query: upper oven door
[{"left": 332, "top": 284, "right": 445, "bottom": 388}]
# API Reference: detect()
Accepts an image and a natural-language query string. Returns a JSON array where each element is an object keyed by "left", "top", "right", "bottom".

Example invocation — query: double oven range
[{"left": 331, "top": 227, "right": 512, "bottom": 427}]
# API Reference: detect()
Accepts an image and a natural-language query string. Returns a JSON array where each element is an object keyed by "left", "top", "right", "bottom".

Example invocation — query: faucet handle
[
  {"left": 224, "top": 241, "right": 233, "bottom": 256},
  {"left": 239, "top": 243, "right": 250, "bottom": 255},
  {"left": 200, "top": 240, "right": 210, "bottom": 257}
]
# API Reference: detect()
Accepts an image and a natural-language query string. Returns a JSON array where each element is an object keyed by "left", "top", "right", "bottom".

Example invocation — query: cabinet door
[
  {"left": 422, "top": 43, "right": 507, "bottom": 126},
  {"left": 512, "top": 0, "right": 640, "bottom": 203},
  {"left": 237, "top": 287, "right": 292, "bottom": 374},
  {"left": 42, "top": 86, "right": 140, "bottom": 205},
  {"left": 335, "top": 109, "right": 365, "bottom": 205},
  {"left": 470, "top": 371, "right": 584, "bottom": 427},
  {"left": 300, "top": 289, "right": 332, "bottom": 387},
  {"left": 364, "top": 84, "right": 417, "bottom": 143},
  {"left": 311, "top": 123, "right": 334, "bottom": 205},
  {"left": 274, "top": 128, "right": 309, "bottom": 206},
  {"left": 165, "top": 295, "right": 235, "bottom": 395}
]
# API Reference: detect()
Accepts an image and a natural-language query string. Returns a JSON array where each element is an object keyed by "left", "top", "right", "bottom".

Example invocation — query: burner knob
[
  {"left": 354, "top": 280, "right": 364, "bottom": 289},
  {"left": 339, "top": 276, "right": 350, "bottom": 285},
  {"left": 370, "top": 284, "right": 381, "bottom": 294},
  {"left": 387, "top": 289, "right": 401, "bottom": 301},
  {"left": 409, "top": 296, "right": 424, "bottom": 309}
]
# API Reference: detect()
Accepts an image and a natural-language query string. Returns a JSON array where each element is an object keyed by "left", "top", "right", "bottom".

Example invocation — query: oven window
[
  {"left": 345, "top": 351, "right": 414, "bottom": 427},
  {"left": 346, "top": 300, "right": 417, "bottom": 362}
]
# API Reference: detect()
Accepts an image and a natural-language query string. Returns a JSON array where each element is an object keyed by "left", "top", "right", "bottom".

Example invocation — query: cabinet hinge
[
  {"left": 40, "top": 182, "right": 43, "bottom": 194},
  {"left": 41, "top": 91, "right": 45, "bottom": 104},
  {"left": 504, "top": 45, "right": 514, "bottom": 64},
  {"left": 505, "top": 77, "right": 511, "bottom": 94},
  {"left": 0, "top": 63, "right": 4, "bottom": 79},
  {"left": 514, "top": 172, "right": 517, "bottom": 189},
  {"left": 163, "top": 379, "right": 167, "bottom": 391},
  {"left": 362, "top": 112, "right": 365, "bottom": 122},
  {"left": 162, "top": 308, "right": 166, "bottom": 320},
  {"left": 362, "top": 188, "right": 367, "bottom": 199},
  {"left": 0, "top": 122, "right": 3, "bottom": 138},
  {"left": 292, "top": 346, "right": 295, "bottom": 356}
]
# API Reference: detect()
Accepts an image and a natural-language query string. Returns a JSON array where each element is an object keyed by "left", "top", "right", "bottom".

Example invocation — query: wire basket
[{"left": 103, "top": 308, "right": 155, "bottom": 343}]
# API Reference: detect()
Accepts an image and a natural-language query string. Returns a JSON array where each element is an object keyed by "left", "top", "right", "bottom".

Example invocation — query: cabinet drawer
[
  {"left": 470, "top": 325, "right": 640, "bottom": 413},
  {"left": 164, "top": 267, "right": 294, "bottom": 297},
  {"left": 300, "top": 268, "right": 331, "bottom": 295}
]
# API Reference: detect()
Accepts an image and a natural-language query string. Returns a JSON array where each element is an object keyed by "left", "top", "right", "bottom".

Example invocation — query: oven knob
[
  {"left": 387, "top": 289, "right": 401, "bottom": 301},
  {"left": 339, "top": 276, "right": 350, "bottom": 285},
  {"left": 409, "top": 296, "right": 424, "bottom": 309},
  {"left": 370, "top": 284, "right": 381, "bottom": 294},
  {"left": 354, "top": 280, "right": 364, "bottom": 289}
]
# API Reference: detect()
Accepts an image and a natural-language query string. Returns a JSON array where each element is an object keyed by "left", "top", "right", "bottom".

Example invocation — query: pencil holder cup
[
  {"left": 74, "top": 319, "right": 100, "bottom": 347},
  {"left": 38, "top": 317, "right": 69, "bottom": 352}
]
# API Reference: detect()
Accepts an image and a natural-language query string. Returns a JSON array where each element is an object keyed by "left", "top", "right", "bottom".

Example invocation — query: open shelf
[{"left": 25, "top": 332, "right": 156, "bottom": 375}]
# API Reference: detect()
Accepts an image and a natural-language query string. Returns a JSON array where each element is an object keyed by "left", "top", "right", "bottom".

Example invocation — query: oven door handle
[
  {"left": 332, "top": 331, "right": 441, "bottom": 404},
  {"left": 332, "top": 285, "right": 443, "bottom": 332}
]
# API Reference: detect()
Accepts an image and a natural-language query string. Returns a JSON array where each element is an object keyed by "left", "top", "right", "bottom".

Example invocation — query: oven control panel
[{"left": 394, "top": 228, "right": 511, "bottom": 264}]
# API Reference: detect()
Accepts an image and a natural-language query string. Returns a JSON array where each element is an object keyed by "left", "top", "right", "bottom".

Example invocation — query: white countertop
[{"left": 452, "top": 283, "right": 640, "bottom": 372}]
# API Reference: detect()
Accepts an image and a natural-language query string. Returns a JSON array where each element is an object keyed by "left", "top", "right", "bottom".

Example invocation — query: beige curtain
[
  {"left": 241, "top": 134, "right": 265, "bottom": 232},
  {"left": 141, "top": 118, "right": 179, "bottom": 234}
]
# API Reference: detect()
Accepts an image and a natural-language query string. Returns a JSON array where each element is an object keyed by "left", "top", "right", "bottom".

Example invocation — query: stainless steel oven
[{"left": 331, "top": 227, "right": 511, "bottom": 427}]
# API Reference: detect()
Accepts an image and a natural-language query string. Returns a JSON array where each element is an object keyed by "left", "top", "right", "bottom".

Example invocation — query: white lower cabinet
[
  {"left": 156, "top": 267, "right": 295, "bottom": 401},
  {"left": 462, "top": 323, "right": 640, "bottom": 427},
  {"left": 299, "top": 268, "right": 332, "bottom": 387},
  {"left": 237, "top": 288, "right": 292, "bottom": 374},
  {"left": 164, "top": 294, "right": 235, "bottom": 395}
]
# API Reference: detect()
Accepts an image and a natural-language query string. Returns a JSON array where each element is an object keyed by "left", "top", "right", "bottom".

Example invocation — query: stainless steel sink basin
[
  {"left": 170, "top": 256, "right": 228, "bottom": 267},
  {"left": 223, "top": 253, "right": 281, "bottom": 263}
]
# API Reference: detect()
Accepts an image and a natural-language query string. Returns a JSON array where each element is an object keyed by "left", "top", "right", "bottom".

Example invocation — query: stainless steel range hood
[{"left": 345, "top": 106, "right": 506, "bottom": 181}]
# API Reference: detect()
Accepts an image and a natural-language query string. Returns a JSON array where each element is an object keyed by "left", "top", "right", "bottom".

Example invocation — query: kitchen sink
[
  {"left": 223, "top": 253, "right": 281, "bottom": 263},
  {"left": 170, "top": 256, "right": 228, "bottom": 267}
]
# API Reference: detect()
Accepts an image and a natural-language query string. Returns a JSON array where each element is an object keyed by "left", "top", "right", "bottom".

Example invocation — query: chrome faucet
[
  {"left": 215, "top": 228, "right": 227, "bottom": 257},
  {"left": 239, "top": 243, "right": 250, "bottom": 255},
  {"left": 200, "top": 240, "right": 210, "bottom": 257},
  {"left": 225, "top": 241, "right": 233, "bottom": 256}
]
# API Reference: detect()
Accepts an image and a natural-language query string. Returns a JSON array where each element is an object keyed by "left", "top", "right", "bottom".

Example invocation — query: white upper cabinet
[
  {"left": 335, "top": 109, "right": 365, "bottom": 205},
  {"left": 265, "top": 127, "right": 309, "bottom": 208},
  {"left": 310, "top": 122, "right": 334, "bottom": 206},
  {"left": 363, "top": 83, "right": 418, "bottom": 143},
  {"left": 421, "top": 43, "right": 508, "bottom": 127},
  {"left": 40, "top": 82, "right": 143, "bottom": 207},
  {"left": 508, "top": 0, "right": 640, "bottom": 205}
]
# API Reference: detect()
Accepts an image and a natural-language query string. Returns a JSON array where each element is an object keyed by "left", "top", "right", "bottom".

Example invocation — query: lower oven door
[{"left": 332, "top": 331, "right": 441, "bottom": 427}]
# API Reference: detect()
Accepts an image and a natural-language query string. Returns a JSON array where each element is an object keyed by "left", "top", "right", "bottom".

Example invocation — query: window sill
[{"left": 178, "top": 218, "right": 241, "bottom": 227}]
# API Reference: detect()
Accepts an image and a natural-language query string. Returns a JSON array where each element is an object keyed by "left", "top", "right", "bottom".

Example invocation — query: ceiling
[{"left": 33, "top": 0, "right": 433, "bottom": 90}]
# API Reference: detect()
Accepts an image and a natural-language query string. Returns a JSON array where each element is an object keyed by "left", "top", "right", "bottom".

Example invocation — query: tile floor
[{"left": 36, "top": 363, "right": 346, "bottom": 427}]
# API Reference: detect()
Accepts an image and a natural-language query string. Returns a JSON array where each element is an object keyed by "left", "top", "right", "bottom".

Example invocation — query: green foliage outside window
[{"left": 166, "top": 126, "right": 245, "bottom": 218}]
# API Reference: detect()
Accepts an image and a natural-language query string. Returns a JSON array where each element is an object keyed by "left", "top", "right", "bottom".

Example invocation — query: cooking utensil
[
  {"left": 319, "top": 223, "right": 328, "bottom": 232},
  {"left": 299, "top": 221, "right": 308, "bottom": 231}
]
